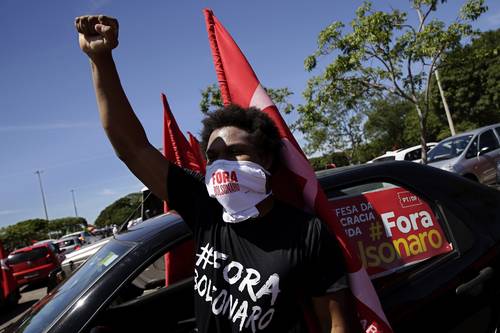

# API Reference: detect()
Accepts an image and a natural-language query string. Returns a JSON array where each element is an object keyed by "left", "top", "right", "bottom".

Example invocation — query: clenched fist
[{"left": 75, "top": 15, "right": 119, "bottom": 57}]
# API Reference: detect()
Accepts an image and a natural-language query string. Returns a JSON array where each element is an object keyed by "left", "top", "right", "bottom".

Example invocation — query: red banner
[{"left": 329, "top": 187, "right": 453, "bottom": 277}]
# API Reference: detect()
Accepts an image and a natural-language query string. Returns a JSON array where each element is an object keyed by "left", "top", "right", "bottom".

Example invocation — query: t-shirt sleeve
[
  {"left": 166, "top": 163, "right": 210, "bottom": 227},
  {"left": 304, "top": 217, "right": 348, "bottom": 297}
]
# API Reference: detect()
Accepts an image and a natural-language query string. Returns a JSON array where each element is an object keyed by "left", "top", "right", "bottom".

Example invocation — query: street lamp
[
  {"left": 34, "top": 170, "right": 49, "bottom": 221},
  {"left": 70, "top": 189, "right": 79, "bottom": 217}
]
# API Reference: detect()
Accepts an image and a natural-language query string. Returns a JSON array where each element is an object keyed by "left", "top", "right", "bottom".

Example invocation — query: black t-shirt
[{"left": 167, "top": 164, "right": 346, "bottom": 333}]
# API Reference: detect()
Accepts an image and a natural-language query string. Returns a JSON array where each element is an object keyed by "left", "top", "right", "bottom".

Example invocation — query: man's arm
[
  {"left": 75, "top": 15, "right": 169, "bottom": 200},
  {"left": 312, "top": 289, "right": 361, "bottom": 333}
]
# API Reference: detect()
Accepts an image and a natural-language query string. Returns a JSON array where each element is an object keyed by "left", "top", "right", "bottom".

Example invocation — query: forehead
[{"left": 207, "top": 126, "right": 253, "bottom": 150}]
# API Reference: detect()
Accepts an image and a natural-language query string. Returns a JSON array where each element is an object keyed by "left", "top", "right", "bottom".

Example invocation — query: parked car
[
  {"left": 2, "top": 162, "right": 500, "bottom": 333},
  {"left": 0, "top": 241, "right": 19, "bottom": 308},
  {"left": 55, "top": 237, "right": 83, "bottom": 255},
  {"left": 427, "top": 123, "right": 500, "bottom": 185},
  {"left": 368, "top": 142, "right": 437, "bottom": 163},
  {"left": 33, "top": 239, "right": 65, "bottom": 262},
  {"left": 6, "top": 242, "right": 64, "bottom": 290},
  {"left": 60, "top": 237, "right": 111, "bottom": 278},
  {"left": 60, "top": 231, "right": 99, "bottom": 245}
]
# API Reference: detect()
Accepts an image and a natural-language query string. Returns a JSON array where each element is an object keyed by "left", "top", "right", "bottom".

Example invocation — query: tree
[
  {"left": 48, "top": 217, "right": 88, "bottom": 237},
  {"left": 364, "top": 96, "right": 446, "bottom": 158},
  {"left": 200, "top": 83, "right": 295, "bottom": 115},
  {"left": 431, "top": 28, "right": 500, "bottom": 130},
  {"left": 94, "top": 193, "right": 142, "bottom": 227},
  {"left": 0, "top": 219, "right": 49, "bottom": 251},
  {"left": 302, "top": 0, "right": 487, "bottom": 163}
]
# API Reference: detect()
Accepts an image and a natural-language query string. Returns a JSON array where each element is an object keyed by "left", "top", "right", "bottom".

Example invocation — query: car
[
  {"left": 2, "top": 162, "right": 500, "bottom": 333},
  {"left": 0, "top": 242, "right": 20, "bottom": 308},
  {"left": 60, "top": 237, "right": 111, "bottom": 278},
  {"left": 55, "top": 237, "right": 83, "bottom": 255},
  {"left": 427, "top": 123, "right": 500, "bottom": 185},
  {"left": 60, "top": 231, "right": 99, "bottom": 245},
  {"left": 33, "top": 239, "right": 66, "bottom": 262},
  {"left": 368, "top": 143, "right": 437, "bottom": 163},
  {"left": 6, "top": 242, "right": 64, "bottom": 290}
]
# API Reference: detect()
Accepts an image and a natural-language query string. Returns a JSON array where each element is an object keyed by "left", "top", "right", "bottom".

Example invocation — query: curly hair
[{"left": 200, "top": 104, "right": 282, "bottom": 170}]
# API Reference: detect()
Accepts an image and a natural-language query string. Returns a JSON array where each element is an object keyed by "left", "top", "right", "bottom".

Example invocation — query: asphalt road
[{"left": 0, "top": 284, "right": 46, "bottom": 330}]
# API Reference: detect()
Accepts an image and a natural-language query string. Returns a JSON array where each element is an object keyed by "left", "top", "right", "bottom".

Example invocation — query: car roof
[
  {"left": 11, "top": 243, "right": 50, "bottom": 254},
  {"left": 61, "top": 231, "right": 84, "bottom": 237},
  {"left": 112, "top": 161, "right": 500, "bottom": 246},
  {"left": 445, "top": 123, "right": 500, "bottom": 139}
]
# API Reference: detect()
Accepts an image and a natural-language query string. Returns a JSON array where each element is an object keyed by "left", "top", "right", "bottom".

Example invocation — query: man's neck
[{"left": 255, "top": 195, "right": 275, "bottom": 218}]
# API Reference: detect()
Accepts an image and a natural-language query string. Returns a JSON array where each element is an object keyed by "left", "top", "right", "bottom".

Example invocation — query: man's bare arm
[
  {"left": 313, "top": 289, "right": 361, "bottom": 333},
  {"left": 75, "top": 15, "right": 169, "bottom": 200}
]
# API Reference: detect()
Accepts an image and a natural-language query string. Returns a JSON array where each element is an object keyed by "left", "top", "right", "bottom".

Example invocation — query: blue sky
[{"left": 1, "top": 0, "right": 499, "bottom": 228}]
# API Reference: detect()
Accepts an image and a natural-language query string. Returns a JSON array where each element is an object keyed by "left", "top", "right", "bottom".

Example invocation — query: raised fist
[{"left": 75, "top": 15, "right": 119, "bottom": 57}]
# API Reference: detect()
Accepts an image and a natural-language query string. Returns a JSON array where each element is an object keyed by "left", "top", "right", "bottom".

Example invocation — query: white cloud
[{"left": 0, "top": 122, "right": 98, "bottom": 132}]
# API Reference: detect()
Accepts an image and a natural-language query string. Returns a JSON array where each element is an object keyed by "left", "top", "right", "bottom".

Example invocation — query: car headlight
[{"left": 440, "top": 164, "right": 455, "bottom": 172}]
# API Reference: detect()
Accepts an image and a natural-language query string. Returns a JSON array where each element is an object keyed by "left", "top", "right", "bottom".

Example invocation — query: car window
[
  {"left": 84, "top": 238, "right": 195, "bottom": 333},
  {"left": 428, "top": 135, "right": 473, "bottom": 162},
  {"left": 58, "top": 239, "right": 76, "bottom": 247},
  {"left": 404, "top": 148, "right": 421, "bottom": 161},
  {"left": 465, "top": 137, "right": 479, "bottom": 159},
  {"left": 479, "top": 129, "right": 500, "bottom": 154},
  {"left": 7, "top": 247, "right": 49, "bottom": 265},
  {"left": 495, "top": 126, "right": 500, "bottom": 140},
  {"left": 15, "top": 241, "right": 133, "bottom": 333},
  {"left": 327, "top": 182, "right": 454, "bottom": 279}
]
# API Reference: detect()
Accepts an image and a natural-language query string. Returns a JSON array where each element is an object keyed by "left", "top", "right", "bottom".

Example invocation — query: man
[{"left": 75, "top": 15, "right": 358, "bottom": 333}]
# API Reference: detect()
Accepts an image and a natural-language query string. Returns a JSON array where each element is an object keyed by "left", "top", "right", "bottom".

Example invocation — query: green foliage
[
  {"left": 200, "top": 84, "right": 294, "bottom": 115},
  {"left": 0, "top": 219, "right": 48, "bottom": 251},
  {"left": 48, "top": 217, "right": 88, "bottom": 237},
  {"left": 301, "top": 0, "right": 487, "bottom": 162},
  {"left": 431, "top": 28, "right": 500, "bottom": 129},
  {"left": 308, "top": 152, "right": 350, "bottom": 171},
  {"left": 0, "top": 216, "right": 90, "bottom": 252},
  {"left": 363, "top": 96, "right": 447, "bottom": 161},
  {"left": 94, "top": 193, "right": 142, "bottom": 228}
]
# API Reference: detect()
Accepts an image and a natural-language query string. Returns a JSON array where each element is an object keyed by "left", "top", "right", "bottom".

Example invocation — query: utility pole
[
  {"left": 35, "top": 170, "right": 49, "bottom": 221},
  {"left": 435, "top": 69, "right": 456, "bottom": 136},
  {"left": 70, "top": 189, "right": 79, "bottom": 217}
]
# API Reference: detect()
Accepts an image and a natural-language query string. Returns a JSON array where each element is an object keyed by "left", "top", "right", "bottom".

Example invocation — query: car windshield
[
  {"left": 7, "top": 247, "right": 48, "bottom": 265},
  {"left": 428, "top": 135, "right": 473, "bottom": 162},
  {"left": 13, "top": 240, "right": 133, "bottom": 333}
]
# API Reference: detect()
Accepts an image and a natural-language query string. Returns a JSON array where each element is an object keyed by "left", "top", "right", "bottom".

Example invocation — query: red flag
[
  {"left": 187, "top": 131, "right": 206, "bottom": 175},
  {"left": 204, "top": 9, "right": 392, "bottom": 333},
  {"left": 161, "top": 93, "right": 200, "bottom": 286}
]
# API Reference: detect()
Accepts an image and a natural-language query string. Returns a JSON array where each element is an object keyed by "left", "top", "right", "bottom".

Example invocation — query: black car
[{"left": 3, "top": 162, "right": 500, "bottom": 333}]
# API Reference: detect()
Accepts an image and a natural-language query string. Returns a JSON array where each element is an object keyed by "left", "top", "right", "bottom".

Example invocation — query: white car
[
  {"left": 60, "top": 231, "right": 99, "bottom": 245},
  {"left": 368, "top": 143, "right": 437, "bottom": 163}
]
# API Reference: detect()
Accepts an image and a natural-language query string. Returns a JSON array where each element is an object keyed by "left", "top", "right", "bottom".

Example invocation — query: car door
[
  {"left": 476, "top": 129, "right": 500, "bottom": 185},
  {"left": 320, "top": 171, "right": 499, "bottom": 333}
]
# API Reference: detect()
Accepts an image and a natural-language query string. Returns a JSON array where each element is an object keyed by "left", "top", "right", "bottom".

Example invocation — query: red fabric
[
  {"left": 161, "top": 93, "right": 202, "bottom": 286},
  {"left": 187, "top": 131, "right": 206, "bottom": 175},
  {"left": 203, "top": 9, "right": 392, "bottom": 333}
]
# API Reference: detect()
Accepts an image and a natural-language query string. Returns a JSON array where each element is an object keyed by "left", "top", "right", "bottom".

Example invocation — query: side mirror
[{"left": 479, "top": 146, "right": 490, "bottom": 155}]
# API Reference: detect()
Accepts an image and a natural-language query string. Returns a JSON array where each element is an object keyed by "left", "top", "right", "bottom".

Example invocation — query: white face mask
[{"left": 205, "top": 160, "right": 271, "bottom": 223}]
